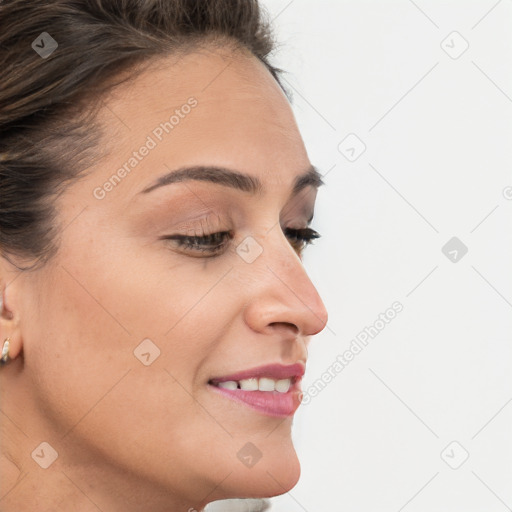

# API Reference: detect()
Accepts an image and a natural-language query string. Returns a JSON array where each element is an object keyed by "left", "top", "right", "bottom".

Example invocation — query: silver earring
[{"left": 1, "top": 338, "right": 10, "bottom": 365}]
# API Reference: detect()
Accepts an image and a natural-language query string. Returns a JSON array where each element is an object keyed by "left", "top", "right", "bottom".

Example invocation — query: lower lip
[{"left": 207, "top": 384, "right": 302, "bottom": 418}]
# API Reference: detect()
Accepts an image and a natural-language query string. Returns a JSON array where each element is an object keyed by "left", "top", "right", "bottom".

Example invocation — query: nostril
[{"left": 268, "top": 321, "right": 299, "bottom": 334}]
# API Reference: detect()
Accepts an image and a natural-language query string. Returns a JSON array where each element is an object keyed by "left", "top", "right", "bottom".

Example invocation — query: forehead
[
  {"left": 91, "top": 46, "right": 309, "bottom": 191},
  {"left": 99, "top": 45, "right": 298, "bottom": 138}
]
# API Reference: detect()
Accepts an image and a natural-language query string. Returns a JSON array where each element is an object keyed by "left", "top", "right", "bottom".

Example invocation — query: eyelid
[
  {"left": 161, "top": 226, "right": 321, "bottom": 258},
  {"left": 172, "top": 213, "right": 225, "bottom": 237}
]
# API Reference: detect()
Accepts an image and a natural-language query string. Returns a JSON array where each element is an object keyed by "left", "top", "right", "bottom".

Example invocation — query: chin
[{"left": 215, "top": 442, "right": 301, "bottom": 500}]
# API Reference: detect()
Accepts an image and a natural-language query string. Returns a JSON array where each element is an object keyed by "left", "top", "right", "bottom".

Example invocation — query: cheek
[
  {"left": 24, "top": 265, "right": 135, "bottom": 436},
  {"left": 20, "top": 232, "right": 304, "bottom": 500},
  {"left": 23, "top": 247, "right": 240, "bottom": 468}
]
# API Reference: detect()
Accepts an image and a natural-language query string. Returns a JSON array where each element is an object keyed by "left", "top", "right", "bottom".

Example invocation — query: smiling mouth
[
  {"left": 208, "top": 376, "right": 296, "bottom": 393},
  {"left": 207, "top": 363, "right": 305, "bottom": 417}
]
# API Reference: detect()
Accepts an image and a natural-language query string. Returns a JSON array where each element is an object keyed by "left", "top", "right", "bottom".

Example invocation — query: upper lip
[{"left": 208, "top": 362, "right": 305, "bottom": 385}]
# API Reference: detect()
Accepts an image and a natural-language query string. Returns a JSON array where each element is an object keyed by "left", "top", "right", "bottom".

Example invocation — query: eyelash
[{"left": 165, "top": 227, "right": 321, "bottom": 256}]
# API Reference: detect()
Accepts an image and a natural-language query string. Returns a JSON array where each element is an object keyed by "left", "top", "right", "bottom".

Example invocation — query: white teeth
[
  {"left": 218, "top": 381, "right": 238, "bottom": 390},
  {"left": 214, "top": 377, "right": 293, "bottom": 393},
  {"left": 275, "top": 378, "right": 291, "bottom": 393},
  {"left": 239, "top": 378, "right": 259, "bottom": 391},
  {"left": 259, "top": 377, "right": 276, "bottom": 392}
]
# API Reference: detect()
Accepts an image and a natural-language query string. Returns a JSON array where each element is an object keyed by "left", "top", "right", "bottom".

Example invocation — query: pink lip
[
  {"left": 208, "top": 362, "right": 305, "bottom": 384},
  {"left": 207, "top": 363, "right": 305, "bottom": 418}
]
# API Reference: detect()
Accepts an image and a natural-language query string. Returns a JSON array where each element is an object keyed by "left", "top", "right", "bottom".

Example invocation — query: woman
[{"left": 0, "top": 0, "right": 329, "bottom": 510}]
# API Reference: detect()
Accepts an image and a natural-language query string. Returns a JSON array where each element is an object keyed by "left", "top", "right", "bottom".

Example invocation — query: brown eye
[
  {"left": 284, "top": 227, "right": 321, "bottom": 255},
  {"left": 162, "top": 227, "right": 321, "bottom": 258},
  {"left": 163, "top": 231, "right": 233, "bottom": 255}
]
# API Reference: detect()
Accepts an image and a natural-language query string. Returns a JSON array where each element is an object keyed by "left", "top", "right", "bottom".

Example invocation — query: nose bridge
[{"left": 240, "top": 227, "right": 329, "bottom": 337}]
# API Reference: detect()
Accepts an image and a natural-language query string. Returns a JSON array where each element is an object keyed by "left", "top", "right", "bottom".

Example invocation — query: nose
[{"left": 241, "top": 230, "right": 329, "bottom": 338}]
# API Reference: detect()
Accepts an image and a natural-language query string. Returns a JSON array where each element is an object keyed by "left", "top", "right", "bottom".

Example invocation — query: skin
[{"left": 0, "top": 43, "right": 328, "bottom": 511}]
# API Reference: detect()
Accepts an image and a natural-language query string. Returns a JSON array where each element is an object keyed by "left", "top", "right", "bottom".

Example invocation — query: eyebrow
[{"left": 138, "top": 164, "right": 325, "bottom": 196}]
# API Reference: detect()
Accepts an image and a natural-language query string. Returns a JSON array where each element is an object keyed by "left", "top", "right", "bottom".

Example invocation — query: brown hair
[{"left": 0, "top": 0, "right": 287, "bottom": 271}]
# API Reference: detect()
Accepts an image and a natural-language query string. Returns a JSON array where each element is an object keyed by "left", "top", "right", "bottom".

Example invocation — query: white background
[{"left": 259, "top": 1, "right": 512, "bottom": 510}]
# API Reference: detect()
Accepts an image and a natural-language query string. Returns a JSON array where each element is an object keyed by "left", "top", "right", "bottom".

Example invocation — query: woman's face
[{"left": 2, "top": 45, "right": 328, "bottom": 510}]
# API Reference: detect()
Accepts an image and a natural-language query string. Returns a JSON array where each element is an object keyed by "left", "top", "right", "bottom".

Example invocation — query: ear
[{"left": 0, "top": 257, "right": 23, "bottom": 362}]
